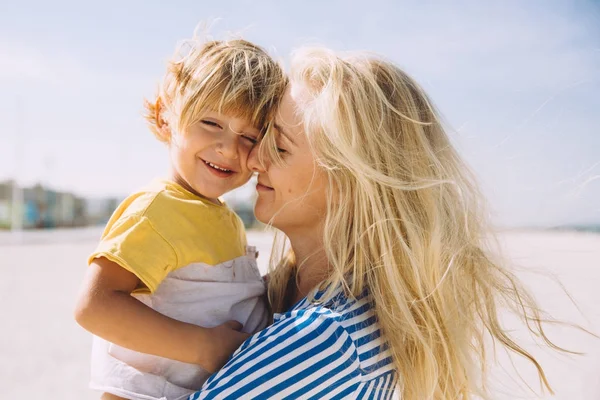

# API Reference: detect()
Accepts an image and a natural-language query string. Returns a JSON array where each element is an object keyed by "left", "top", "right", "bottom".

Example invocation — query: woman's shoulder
[
  {"left": 288, "top": 286, "right": 375, "bottom": 327},
  {"left": 192, "top": 288, "right": 398, "bottom": 399},
  {"left": 289, "top": 288, "right": 396, "bottom": 377},
  {"left": 250, "top": 302, "right": 353, "bottom": 351}
]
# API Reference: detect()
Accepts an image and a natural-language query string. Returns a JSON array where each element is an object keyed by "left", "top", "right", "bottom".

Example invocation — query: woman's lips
[{"left": 256, "top": 182, "right": 274, "bottom": 191}]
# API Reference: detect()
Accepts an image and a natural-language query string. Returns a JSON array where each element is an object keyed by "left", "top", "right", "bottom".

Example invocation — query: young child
[{"left": 74, "top": 32, "right": 287, "bottom": 400}]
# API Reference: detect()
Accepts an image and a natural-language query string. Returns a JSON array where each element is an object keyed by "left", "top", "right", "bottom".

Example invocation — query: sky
[{"left": 0, "top": 0, "right": 598, "bottom": 227}]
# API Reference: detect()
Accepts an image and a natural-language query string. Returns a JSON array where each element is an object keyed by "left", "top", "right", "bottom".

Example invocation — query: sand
[{"left": 1, "top": 228, "right": 598, "bottom": 399}]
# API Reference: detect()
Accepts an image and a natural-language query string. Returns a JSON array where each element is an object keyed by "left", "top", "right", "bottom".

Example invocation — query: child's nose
[{"left": 216, "top": 134, "right": 239, "bottom": 160}]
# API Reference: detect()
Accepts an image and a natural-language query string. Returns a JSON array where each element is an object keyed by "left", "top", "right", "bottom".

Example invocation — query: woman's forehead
[
  {"left": 290, "top": 83, "right": 312, "bottom": 108},
  {"left": 275, "top": 88, "right": 304, "bottom": 138}
]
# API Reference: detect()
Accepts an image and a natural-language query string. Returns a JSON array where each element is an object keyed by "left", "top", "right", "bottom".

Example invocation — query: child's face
[{"left": 169, "top": 111, "right": 260, "bottom": 201}]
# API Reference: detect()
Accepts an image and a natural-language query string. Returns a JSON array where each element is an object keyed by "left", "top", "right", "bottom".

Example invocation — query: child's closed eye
[
  {"left": 201, "top": 120, "right": 223, "bottom": 129},
  {"left": 240, "top": 135, "right": 258, "bottom": 145}
]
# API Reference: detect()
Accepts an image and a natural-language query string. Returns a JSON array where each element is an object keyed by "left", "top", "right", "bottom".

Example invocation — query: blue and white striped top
[{"left": 189, "top": 286, "right": 398, "bottom": 399}]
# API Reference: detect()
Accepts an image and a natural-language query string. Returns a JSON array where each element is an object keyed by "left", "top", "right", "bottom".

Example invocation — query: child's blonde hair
[
  {"left": 263, "top": 47, "right": 582, "bottom": 399},
  {"left": 145, "top": 31, "right": 287, "bottom": 141}
]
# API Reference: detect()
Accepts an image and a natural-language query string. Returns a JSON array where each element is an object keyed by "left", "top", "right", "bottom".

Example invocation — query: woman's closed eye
[{"left": 275, "top": 140, "right": 288, "bottom": 154}]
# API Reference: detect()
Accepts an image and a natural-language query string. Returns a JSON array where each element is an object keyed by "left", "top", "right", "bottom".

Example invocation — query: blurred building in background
[
  {"left": 0, "top": 180, "right": 117, "bottom": 229},
  {"left": 0, "top": 180, "right": 257, "bottom": 230}
]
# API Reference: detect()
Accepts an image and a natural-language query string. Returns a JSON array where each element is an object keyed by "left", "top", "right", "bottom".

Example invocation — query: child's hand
[{"left": 203, "top": 321, "right": 251, "bottom": 373}]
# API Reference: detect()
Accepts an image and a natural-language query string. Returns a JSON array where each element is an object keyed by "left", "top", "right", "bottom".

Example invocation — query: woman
[{"left": 189, "top": 47, "right": 573, "bottom": 400}]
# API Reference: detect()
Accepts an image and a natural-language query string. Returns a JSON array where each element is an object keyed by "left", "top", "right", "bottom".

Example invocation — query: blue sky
[{"left": 0, "top": 0, "right": 598, "bottom": 227}]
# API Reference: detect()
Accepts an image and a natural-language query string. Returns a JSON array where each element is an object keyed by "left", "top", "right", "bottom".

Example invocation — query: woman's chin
[{"left": 253, "top": 204, "right": 274, "bottom": 226}]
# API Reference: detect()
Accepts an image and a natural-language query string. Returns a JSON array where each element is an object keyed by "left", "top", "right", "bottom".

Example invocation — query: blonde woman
[{"left": 188, "top": 48, "right": 576, "bottom": 400}]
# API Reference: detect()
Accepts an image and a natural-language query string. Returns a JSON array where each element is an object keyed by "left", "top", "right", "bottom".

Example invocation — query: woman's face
[{"left": 247, "top": 85, "right": 328, "bottom": 237}]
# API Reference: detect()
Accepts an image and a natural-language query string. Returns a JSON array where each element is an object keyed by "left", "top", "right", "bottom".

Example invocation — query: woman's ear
[{"left": 324, "top": 171, "right": 339, "bottom": 206}]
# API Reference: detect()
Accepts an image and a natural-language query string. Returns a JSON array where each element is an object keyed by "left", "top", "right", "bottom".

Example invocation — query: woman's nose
[{"left": 247, "top": 144, "right": 266, "bottom": 173}]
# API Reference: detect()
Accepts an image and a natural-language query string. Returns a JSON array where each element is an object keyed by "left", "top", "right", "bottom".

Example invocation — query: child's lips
[
  {"left": 202, "top": 159, "right": 237, "bottom": 172},
  {"left": 201, "top": 159, "right": 236, "bottom": 177}
]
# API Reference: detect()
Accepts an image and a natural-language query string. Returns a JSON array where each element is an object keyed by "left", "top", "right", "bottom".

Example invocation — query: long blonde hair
[{"left": 264, "top": 48, "right": 580, "bottom": 399}]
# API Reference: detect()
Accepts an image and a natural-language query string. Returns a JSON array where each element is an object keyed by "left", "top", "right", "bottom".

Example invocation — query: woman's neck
[{"left": 287, "top": 230, "right": 330, "bottom": 303}]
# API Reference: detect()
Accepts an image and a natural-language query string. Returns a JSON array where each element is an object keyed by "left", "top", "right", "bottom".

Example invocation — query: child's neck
[{"left": 170, "top": 173, "right": 222, "bottom": 206}]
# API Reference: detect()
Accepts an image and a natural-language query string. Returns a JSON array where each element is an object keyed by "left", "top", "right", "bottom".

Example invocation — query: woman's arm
[
  {"left": 189, "top": 308, "right": 361, "bottom": 399},
  {"left": 74, "top": 257, "right": 249, "bottom": 373}
]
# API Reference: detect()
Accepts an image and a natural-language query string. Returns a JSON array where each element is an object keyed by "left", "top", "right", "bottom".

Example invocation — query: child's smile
[{"left": 169, "top": 111, "right": 259, "bottom": 202}]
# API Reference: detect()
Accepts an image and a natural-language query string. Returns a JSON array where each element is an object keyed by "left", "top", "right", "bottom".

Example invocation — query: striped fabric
[{"left": 188, "top": 287, "right": 398, "bottom": 399}]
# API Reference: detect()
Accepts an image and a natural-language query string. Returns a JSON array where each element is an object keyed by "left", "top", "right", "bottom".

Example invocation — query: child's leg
[{"left": 100, "top": 393, "right": 128, "bottom": 400}]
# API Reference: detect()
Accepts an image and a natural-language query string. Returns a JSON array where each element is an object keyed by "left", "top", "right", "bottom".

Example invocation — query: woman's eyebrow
[{"left": 273, "top": 123, "right": 296, "bottom": 145}]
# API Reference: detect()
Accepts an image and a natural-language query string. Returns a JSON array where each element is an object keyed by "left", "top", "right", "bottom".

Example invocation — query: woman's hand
[{"left": 202, "top": 321, "right": 251, "bottom": 373}]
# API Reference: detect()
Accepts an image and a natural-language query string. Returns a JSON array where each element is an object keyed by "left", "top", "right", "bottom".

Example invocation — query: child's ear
[
  {"left": 153, "top": 96, "right": 172, "bottom": 143},
  {"left": 157, "top": 119, "right": 172, "bottom": 142}
]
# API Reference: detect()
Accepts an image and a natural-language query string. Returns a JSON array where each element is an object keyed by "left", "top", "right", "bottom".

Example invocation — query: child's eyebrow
[{"left": 273, "top": 123, "right": 295, "bottom": 145}]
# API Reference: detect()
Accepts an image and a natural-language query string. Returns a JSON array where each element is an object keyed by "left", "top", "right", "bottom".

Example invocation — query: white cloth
[{"left": 90, "top": 246, "right": 267, "bottom": 400}]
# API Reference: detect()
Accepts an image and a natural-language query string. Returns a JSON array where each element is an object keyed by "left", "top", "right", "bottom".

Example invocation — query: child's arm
[{"left": 74, "top": 257, "right": 249, "bottom": 373}]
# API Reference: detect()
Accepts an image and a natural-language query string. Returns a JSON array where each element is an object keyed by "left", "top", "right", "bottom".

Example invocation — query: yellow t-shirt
[{"left": 88, "top": 179, "right": 247, "bottom": 293}]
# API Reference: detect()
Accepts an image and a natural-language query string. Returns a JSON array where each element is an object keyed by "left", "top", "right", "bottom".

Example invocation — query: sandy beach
[{"left": 1, "top": 228, "right": 599, "bottom": 399}]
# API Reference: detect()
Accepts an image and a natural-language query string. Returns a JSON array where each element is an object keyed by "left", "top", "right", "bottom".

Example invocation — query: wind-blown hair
[{"left": 262, "top": 47, "right": 579, "bottom": 399}]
